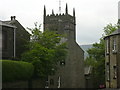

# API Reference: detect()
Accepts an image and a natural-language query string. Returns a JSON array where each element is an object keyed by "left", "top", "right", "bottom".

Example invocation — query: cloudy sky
[{"left": 0, "top": 0, "right": 119, "bottom": 45}]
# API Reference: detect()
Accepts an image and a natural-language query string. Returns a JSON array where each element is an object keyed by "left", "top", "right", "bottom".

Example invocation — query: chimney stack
[{"left": 11, "top": 16, "right": 16, "bottom": 21}]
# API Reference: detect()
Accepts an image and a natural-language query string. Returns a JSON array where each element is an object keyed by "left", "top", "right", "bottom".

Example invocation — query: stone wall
[{"left": 105, "top": 34, "right": 120, "bottom": 88}]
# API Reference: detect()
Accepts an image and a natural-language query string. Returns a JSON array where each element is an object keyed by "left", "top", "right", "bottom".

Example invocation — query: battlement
[
  {"left": 43, "top": 3, "right": 76, "bottom": 41},
  {"left": 46, "top": 13, "right": 65, "bottom": 17},
  {"left": 46, "top": 13, "right": 73, "bottom": 18},
  {"left": 44, "top": 4, "right": 75, "bottom": 19}
]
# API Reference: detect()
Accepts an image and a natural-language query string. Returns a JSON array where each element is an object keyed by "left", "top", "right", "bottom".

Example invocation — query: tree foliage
[
  {"left": 21, "top": 23, "right": 67, "bottom": 78},
  {"left": 103, "top": 23, "right": 119, "bottom": 36},
  {"left": 85, "top": 23, "right": 119, "bottom": 88}
]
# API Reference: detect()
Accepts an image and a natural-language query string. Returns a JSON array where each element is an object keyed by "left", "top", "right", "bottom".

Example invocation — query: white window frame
[
  {"left": 112, "top": 37, "right": 117, "bottom": 53},
  {"left": 106, "top": 39, "right": 109, "bottom": 54},
  {"left": 57, "top": 76, "right": 61, "bottom": 88},
  {"left": 106, "top": 63, "right": 110, "bottom": 81}
]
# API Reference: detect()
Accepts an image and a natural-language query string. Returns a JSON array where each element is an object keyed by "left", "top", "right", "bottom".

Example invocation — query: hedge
[{"left": 1, "top": 60, "right": 34, "bottom": 82}]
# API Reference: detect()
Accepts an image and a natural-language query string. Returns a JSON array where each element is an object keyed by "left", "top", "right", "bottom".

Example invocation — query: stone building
[
  {"left": 104, "top": 26, "right": 120, "bottom": 88},
  {"left": 1, "top": 16, "right": 30, "bottom": 60},
  {"left": 104, "top": 2, "right": 120, "bottom": 88},
  {"left": 0, "top": 21, "right": 15, "bottom": 59},
  {"left": 43, "top": 4, "right": 85, "bottom": 88}
]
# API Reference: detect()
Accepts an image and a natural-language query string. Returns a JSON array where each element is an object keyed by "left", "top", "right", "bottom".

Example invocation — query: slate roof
[
  {"left": 3, "top": 20, "right": 16, "bottom": 26},
  {"left": 104, "top": 28, "right": 120, "bottom": 39},
  {"left": 3, "top": 20, "right": 30, "bottom": 35},
  {"left": 0, "top": 20, "right": 16, "bottom": 28},
  {"left": 3, "top": 20, "right": 14, "bottom": 24},
  {"left": 110, "top": 28, "right": 120, "bottom": 35}
]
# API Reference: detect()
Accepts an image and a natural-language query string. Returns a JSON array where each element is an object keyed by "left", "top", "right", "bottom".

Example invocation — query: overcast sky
[{"left": 0, "top": 0, "right": 119, "bottom": 45}]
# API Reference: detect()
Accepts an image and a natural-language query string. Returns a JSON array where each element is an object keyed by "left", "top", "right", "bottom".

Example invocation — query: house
[
  {"left": 104, "top": 2, "right": 120, "bottom": 88},
  {"left": 43, "top": 4, "right": 85, "bottom": 88},
  {"left": 0, "top": 20, "right": 15, "bottom": 59},
  {"left": 1, "top": 16, "right": 30, "bottom": 60},
  {"left": 104, "top": 26, "right": 120, "bottom": 88}
]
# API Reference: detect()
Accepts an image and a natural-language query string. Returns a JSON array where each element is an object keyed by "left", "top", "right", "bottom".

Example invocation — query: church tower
[
  {"left": 43, "top": 4, "right": 85, "bottom": 88},
  {"left": 43, "top": 3, "right": 76, "bottom": 40}
]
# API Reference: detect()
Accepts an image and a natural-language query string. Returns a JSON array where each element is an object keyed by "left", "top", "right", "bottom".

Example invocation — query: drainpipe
[
  {"left": 14, "top": 28, "right": 16, "bottom": 59},
  {"left": 109, "top": 38, "right": 110, "bottom": 88}
]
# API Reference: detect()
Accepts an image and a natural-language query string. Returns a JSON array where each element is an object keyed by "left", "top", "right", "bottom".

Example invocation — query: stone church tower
[{"left": 43, "top": 4, "right": 85, "bottom": 88}]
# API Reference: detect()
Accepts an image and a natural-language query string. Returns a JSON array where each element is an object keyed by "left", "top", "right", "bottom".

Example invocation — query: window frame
[
  {"left": 112, "top": 37, "right": 117, "bottom": 53},
  {"left": 106, "top": 39, "right": 109, "bottom": 55},
  {"left": 106, "top": 62, "right": 110, "bottom": 81},
  {"left": 113, "top": 65, "right": 117, "bottom": 79}
]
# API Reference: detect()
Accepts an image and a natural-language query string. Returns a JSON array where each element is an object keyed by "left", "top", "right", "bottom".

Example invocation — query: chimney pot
[{"left": 11, "top": 16, "right": 16, "bottom": 21}]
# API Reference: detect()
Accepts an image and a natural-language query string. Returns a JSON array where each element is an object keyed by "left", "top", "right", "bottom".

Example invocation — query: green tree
[
  {"left": 21, "top": 23, "right": 67, "bottom": 78},
  {"left": 103, "top": 23, "right": 119, "bottom": 36},
  {"left": 85, "top": 23, "right": 119, "bottom": 88}
]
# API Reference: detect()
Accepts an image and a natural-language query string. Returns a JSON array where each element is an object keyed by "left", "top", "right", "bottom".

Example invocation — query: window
[
  {"left": 57, "top": 76, "right": 61, "bottom": 88},
  {"left": 113, "top": 65, "right": 117, "bottom": 79},
  {"left": 51, "top": 68, "right": 55, "bottom": 75},
  {"left": 50, "top": 79, "right": 54, "bottom": 85},
  {"left": 112, "top": 37, "right": 117, "bottom": 53},
  {"left": 106, "top": 62, "right": 110, "bottom": 81},
  {"left": 60, "top": 60, "right": 65, "bottom": 66},
  {"left": 45, "top": 77, "right": 49, "bottom": 88},
  {"left": 2, "top": 31, "right": 7, "bottom": 50},
  {"left": 0, "top": 32, "right": 2, "bottom": 50},
  {"left": 106, "top": 39, "right": 109, "bottom": 54}
]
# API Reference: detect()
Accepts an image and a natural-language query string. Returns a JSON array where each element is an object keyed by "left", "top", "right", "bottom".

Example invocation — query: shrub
[{"left": 1, "top": 60, "right": 34, "bottom": 82}]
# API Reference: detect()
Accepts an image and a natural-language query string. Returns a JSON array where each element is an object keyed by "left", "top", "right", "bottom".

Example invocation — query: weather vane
[{"left": 59, "top": 0, "right": 61, "bottom": 14}]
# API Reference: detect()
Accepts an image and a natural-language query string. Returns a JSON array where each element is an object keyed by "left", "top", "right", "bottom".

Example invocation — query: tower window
[
  {"left": 60, "top": 60, "right": 65, "bottom": 66},
  {"left": 50, "top": 79, "right": 54, "bottom": 85}
]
